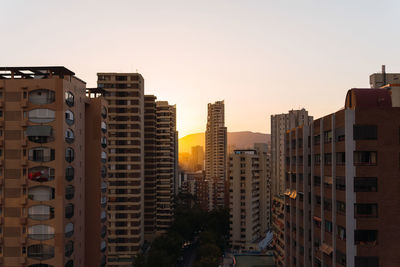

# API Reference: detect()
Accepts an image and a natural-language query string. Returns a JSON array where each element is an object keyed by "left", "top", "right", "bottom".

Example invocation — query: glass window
[
  {"left": 65, "top": 203, "right": 74, "bottom": 219},
  {"left": 65, "top": 91, "right": 74, "bottom": 107},
  {"left": 101, "top": 166, "right": 107, "bottom": 178},
  {"left": 65, "top": 110, "right": 74, "bottom": 125},
  {"left": 355, "top": 203, "right": 378, "bottom": 218},
  {"left": 28, "top": 167, "right": 55, "bottom": 182},
  {"left": 101, "top": 136, "right": 107, "bottom": 148},
  {"left": 65, "top": 129, "right": 74, "bottom": 143},
  {"left": 336, "top": 152, "right": 345, "bottom": 165},
  {"left": 65, "top": 185, "right": 74, "bottom": 200},
  {"left": 65, "top": 148, "right": 74, "bottom": 163},
  {"left": 65, "top": 260, "right": 74, "bottom": 267},
  {"left": 354, "top": 177, "right": 377, "bottom": 192},
  {"left": 65, "top": 166, "right": 74, "bottom": 182},
  {"left": 354, "top": 125, "right": 377, "bottom": 140},
  {"left": 355, "top": 256, "right": 379, "bottom": 267},
  {"left": 354, "top": 230, "right": 377, "bottom": 245},
  {"left": 101, "top": 106, "right": 107, "bottom": 118},
  {"left": 337, "top": 201, "right": 346, "bottom": 214},
  {"left": 354, "top": 151, "right": 377, "bottom": 165},
  {"left": 28, "top": 109, "right": 55, "bottom": 123},
  {"left": 27, "top": 244, "right": 54, "bottom": 260},
  {"left": 65, "top": 241, "right": 74, "bottom": 257},
  {"left": 28, "top": 205, "right": 54, "bottom": 221},
  {"left": 101, "top": 121, "right": 107, "bottom": 133},
  {"left": 65, "top": 223, "right": 74, "bottom": 238},
  {"left": 101, "top": 151, "right": 107, "bottom": 163},
  {"left": 28, "top": 224, "right": 55, "bottom": 240},
  {"left": 28, "top": 186, "right": 55, "bottom": 201},
  {"left": 29, "top": 89, "right": 55, "bottom": 105},
  {"left": 337, "top": 225, "right": 346, "bottom": 240}
]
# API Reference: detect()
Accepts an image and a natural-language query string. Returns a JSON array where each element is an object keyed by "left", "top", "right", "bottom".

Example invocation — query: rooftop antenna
[{"left": 382, "top": 65, "right": 386, "bottom": 85}]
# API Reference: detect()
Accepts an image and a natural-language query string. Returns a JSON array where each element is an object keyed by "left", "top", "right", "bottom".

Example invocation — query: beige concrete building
[
  {"left": 229, "top": 149, "right": 261, "bottom": 251},
  {"left": 205, "top": 100, "right": 227, "bottom": 210},
  {"left": 97, "top": 73, "right": 145, "bottom": 264},
  {"left": 190, "top": 145, "right": 204, "bottom": 172},
  {"left": 0, "top": 67, "right": 86, "bottom": 266}
]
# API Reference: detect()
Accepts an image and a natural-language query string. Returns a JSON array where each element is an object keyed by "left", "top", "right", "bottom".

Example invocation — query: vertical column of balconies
[{"left": 100, "top": 74, "right": 144, "bottom": 263}]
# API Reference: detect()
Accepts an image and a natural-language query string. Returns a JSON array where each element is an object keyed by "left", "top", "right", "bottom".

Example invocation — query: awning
[
  {"left": 324, "top": 176, "right": 333, "bottom": 185},
  {"left": 320, "top": 243, "right": 333, "bottom": 255},
  {"left": 313, "top": 216, "right": 322, "bottom": 222},
  {"left": 284, "top": 189, "right": 291, "bottom": 196},
  {"left": 26, "top": 125, "right": 52, "bottom": 136},
  {"left": 290, "top": 190, "right": 297, "bottom": 199}
]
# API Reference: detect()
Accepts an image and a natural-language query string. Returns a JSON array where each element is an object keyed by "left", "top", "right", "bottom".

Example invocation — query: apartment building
[
  {"left": 284, "top": 86, "right": 400, "bottom": 267},
  {"left": 191, "top": 145, "right": 204, "bottom": 172},
  {"left": 155, "top": 101, "right": 178, "bottom": 234},
  {"left": 271, "top": 109, "right": 312, "bottom": 266},
  {"left": 85, "top": 88, "right": 109, "bottom": 267},
  {"left": 0, "top": 67, "right": 86, "bottom": 266},
  {"left": 229, "top": 149, "right": 261, "bottom": 251},
  {"left": 97, "top": 73, "right": 145, "bottom": 264},
  {"left": 205, "top": 100, "right": 227, "bottom": 210}
]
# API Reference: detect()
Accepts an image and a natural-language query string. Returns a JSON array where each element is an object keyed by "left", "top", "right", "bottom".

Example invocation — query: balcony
[
  {"left": 65, "top": 166, "right": 74, "bottom": 182},
  {"left": 28, "top": 244, "right": 54, "bottom": 260},
  {"left": 28, "top": 224, "right": 55, "bottom": 240},
  {"left": 65, "top": 203, "right": 74, "bottom": 219},
  {"left": 28, "top": 147, "right": 55, "bottom": 162},
  {"left": 26, "top": 125, "right": 53, "bottom": 144},
  {"left": 65, "top": 185, "right": 75, "bottom": 200},
  {"left": 29, "top": 89, "right": 55, "bottom": 105},
  {"left": 28, "top": 167, "right": 55, "bottom": 182},
  {"left": 28, "top": 186, "right": 55, "bottom": 201},
  {"left": 28, "top": 108, "right": 55, "bottom": 123},
  {"left": 28, "top": 204, "right": 54, "bottom": 220},
  {"left": 65, "top": 241, "right": 74, "bottom": 257}
]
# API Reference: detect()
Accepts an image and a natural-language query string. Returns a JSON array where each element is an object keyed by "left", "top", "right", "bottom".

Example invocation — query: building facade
[
  {"left": 85, "top": 88, "right": 109, "bottom": 267},
  {"left": 205, "top": 100, "right": 227, "bottom": 210},
  {"left": 97, "top": 73, "right": 145, "bottom": 264},
  {"left": 0, "top": 67, "right": 86, "bottom": 266},
  {"left": 155, "top": 101, "right": 178, "bottom": 234},
  {"left": 271, "top": 109, "right": 312, "bottom": 266},
  {"left": 284, "top": 87, "right": 400, "bottom": 267}
]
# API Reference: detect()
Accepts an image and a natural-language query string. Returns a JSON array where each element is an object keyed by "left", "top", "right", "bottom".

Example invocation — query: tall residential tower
[{"left": 205, "top": 100, "right": 227, "bottom": 210}]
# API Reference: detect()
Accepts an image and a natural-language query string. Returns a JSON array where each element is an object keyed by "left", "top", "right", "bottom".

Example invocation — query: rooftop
[{"left": 0, "top": 66, "right": 75, "bottom": 79}]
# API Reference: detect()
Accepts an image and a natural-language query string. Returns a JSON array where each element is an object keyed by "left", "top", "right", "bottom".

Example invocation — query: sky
[{"left": 2, "top": 0, "right": 400, "bottom": 137}]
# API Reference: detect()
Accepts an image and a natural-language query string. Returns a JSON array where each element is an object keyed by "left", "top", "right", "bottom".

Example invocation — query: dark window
[
  {"left": 354, "top": 151, "right": 377, "bottom": 165},
  {"left": 337, "top": 225, "right": 346, "bottom": 240},
  {"left": 354, "top": 177, "right": 377, "bottom": 192},
  {"left": 324, "top": 153, "right": 332, "bottom": 165},
  {"left": 355, "top": 256, "right": 379, "bottom": 267},
  {"left": 354, "top": 125, "right": 377, "bottom": 140},
  {"left": 324, "top": 130, "right": 332, "bottom": 143},
  {"left": 314, "top": 135, "right": 320, "bottom": 145},
  {"left": 336, "top": 152, "right": 345, "bottom": 165},
  {"left": 335, "top": 128, "right": 345, "bottom": 142},
  {"left": 324, "top": 220, "right": 332, "bottom": 233},
  {"left": 314, "top": 176, "right": 321, "bottom": 186},
  {"left": 336, "top": 250, "right": 346, "bottom": 265},
  {"left": 314, "top": 154, "right": 321, "bottom": 165},
  {"left": 354, "top": 230, "right": 377, "bottom": 245},
  {"left": 355, "top": 203, "right": 378, "bottom": 218},
  {"left": 337, "top": 201, "right": 346, "bottom": 214},
  {"left": 336, "top": 177, "right": 345, "bottom": 190}
]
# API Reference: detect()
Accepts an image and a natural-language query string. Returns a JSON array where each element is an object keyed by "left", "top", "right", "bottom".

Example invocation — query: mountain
[{"left": 179, "top": 131, "right": 270, "bottom": 154}]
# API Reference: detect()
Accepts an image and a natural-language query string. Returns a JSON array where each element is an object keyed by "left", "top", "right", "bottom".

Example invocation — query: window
[
  {"left": 101, "top": 136, "right": 107, "bottom": 148},
  {"left": 314, "top": 154, "right": 321, "bottom": 165},
  {"left": 65, "top": 110, "right": 74, "bottom": 125},
  {"left": 337, "top": 225, "right": 346, "bottom": 240},
  {"left": 65, "top": 129, "right": 74, "bottom": 143},
  {"left": 65, "top": 91, "right": 74, "bottom": 107},
  {"left": 28, "top": 224, "right": 55, "bottom": 240},
  {"left": 28, "top": 147, "right": 55, "bottom": 162},
  {"left": 336, "top": 152, "right": 345, "bottom": 165},
  {"left": 65, "top": 241, "right": 74, "bottom": 257},
  {"left": 101, "top": 121, "right": 107, "bottom": 133},
  {"left": 65, "top": 223, "right": 74, "bottom": 238},
  {"left": 337, "top": 201, "right": 345, "bottom": 214},
  {"left": 29, "top": 89, "right": 55, "bottom": 105},
  {"left": 28, "top": 166, "right": 55, "bottom": 182},
  {"left": 65, "top": 148, "right": 74, "bottom": 163},
  {"left": 324, "top": 220, "right": 332, "bottom": 233},
  {"left": 336, "top": 177, "right": 345, "bottom": 190},
  {"left": 65, "top": 166, "right": 74, "bottom": 182},
  {"left": 27, "top": 125, "right": 53, "bottom": 144},
  {"left": 335, "top": 128, "right": 345, "bottom": 142},
  {"left": 324, "top": 153, "right": 332, "bottom": 165},
  {"left": 354, "top": 151, "right": 377, "bottom": 165},
  {"left": 354, "top": 177, "right": 377, "bottom": 192},
  {"left": 101, "top": 151, "right": 107, "bottom": 163},
  {"left": 101, "top": 166, "right": 107, "bottom": 178},
  {"left": 314, "top": 176, "right": 321, "bottom": 186},
  {"left": 28, "top": 109, "right": 55, "bottom": 123},
  {"left": 65, "top": 203, "right": 74, "bottom": 219},
  {"left": 27, "top": 244, "right": 54, "bottom": 260},
  {"left": 101, "top": 106, "right": 107, "bottom": 118},
  {"left": 324, "top": 198, "right": 332, "bottom": 211},
  {"left": 354, "top": 125, "right": 377, "bottom": 140},
  {"left": 324, "top": 130, "right": 332, "bottom": 143},
  {"left": 314, "top": 135, "right": 320, "bottom": 145},
  {"left": 355, "top": 256, "right": 379, "bottom": 267},
  {"left": 354, "top": 230, "right": 377, "bottom": 245},
  {"left": 355, "top": 203, "right": 378, "bottom": 218},
  {"left": 65, "top": 185, "right": 75, "bottom": 200}
]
